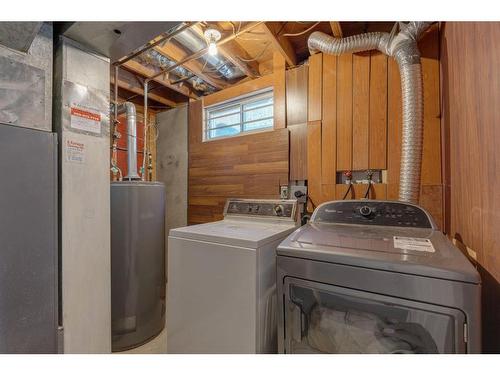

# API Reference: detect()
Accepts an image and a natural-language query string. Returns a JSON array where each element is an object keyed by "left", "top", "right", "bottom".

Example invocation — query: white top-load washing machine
[
  {"left": 167, "top": 198, "right": 298, "bottom": 353},
  {"left": 277, "top": 200, "right": 481, "bottom": 354}
]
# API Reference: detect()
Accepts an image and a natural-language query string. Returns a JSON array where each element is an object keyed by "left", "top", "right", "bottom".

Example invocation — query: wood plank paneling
[
  {"left": 352, "top": 52, "right": 370, "bottom": 170},
  {"left": 286, "top": 65, "right": 308, "bottom": 126},
  {"left": 369, "top": 52, "right": 388, "bottom": 169},
  {"left": 386, "top": 55, "right": 402, "bottom": 201},
  {"left": 336, "top": 53, "right": 353, "bottom": 171},
  {"left": 441, "top": 22, "right": 500, "bottom": 353},
  {"left": 321, "top": 54, "right": 337, "bottom": 187},
  {"left": 308, "top": 53, "right": 322, "bottom": 122},
  {"left": 273, "top": 52, "right": 287, "bottom": 129},
  {"left": 289, "top": 123, "right": 308, "bottom": 180},
  {"left": 307, "top": 121, "right": 322, "bottom": 210},
  {"left": 188, "top": 98, "right": 289, "bottom": 223}
]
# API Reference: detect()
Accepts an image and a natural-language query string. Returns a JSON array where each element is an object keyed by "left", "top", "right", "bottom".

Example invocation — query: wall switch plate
[
  {"left": 290, "top": 185, "right": 307, "bottom": 203},
  {"left": 280, "top": 185, "right": 289, "bottom": 199}
]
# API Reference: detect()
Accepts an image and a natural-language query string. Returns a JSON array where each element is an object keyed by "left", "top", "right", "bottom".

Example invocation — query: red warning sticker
[{"left": 70, "top": 107, "right": 101, "bottom": 134}]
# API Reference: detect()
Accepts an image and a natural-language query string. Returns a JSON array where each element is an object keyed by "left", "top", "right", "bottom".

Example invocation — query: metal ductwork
[
  {"left": 308, "top": 22, "right": 431, "bottom": 204},
  {"left": 117, "top": 102, "right": 140, "bottom": 180},
  {"left": 139, "top": 49, "right": 215, "bottom": 93}
]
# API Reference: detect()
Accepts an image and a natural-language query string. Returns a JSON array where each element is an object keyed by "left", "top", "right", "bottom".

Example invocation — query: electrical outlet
[
  {"left": 280, "top": 185, "right": 289, "bottom": 199},
  {"left": 290, "top": 185, "right": 307, "bottom": 203}
]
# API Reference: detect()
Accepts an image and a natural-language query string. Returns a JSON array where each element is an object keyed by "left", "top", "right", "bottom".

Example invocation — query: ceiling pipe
[
  {"left": 308, "top": 21, "right": 432, "bottom": 204},
  {"left": 141, "top": 21, "right": 264, "bottom": 181}
]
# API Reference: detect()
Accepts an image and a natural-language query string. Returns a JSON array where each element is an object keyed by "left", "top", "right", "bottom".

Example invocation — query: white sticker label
[
  {"left": 393, "top": 236, "right": 435, "bottom": 253},
  {"left": 65, "top": 139, "right": 85, "bottom": 164},
  {"left": 70, "top": 106, "right": 101, "bottom": 134}
]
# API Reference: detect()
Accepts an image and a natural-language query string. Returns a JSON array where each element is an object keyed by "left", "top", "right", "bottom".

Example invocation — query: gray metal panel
[
  {"left": 276, "top": 256, "right": 482, "bottom": 353},
  {"left": 0, "top": 23, "right": 52, "bottom": 131},
  {"left": 0, "top": 22, "right": 42, "bottom": 52},
  {"left": 0, "top": 125, "right": 57, "bottom": 353},
  {"left": 53, "top": 35, "right": 111, "bottom": 353},
  {"left": 278, "top": 224, "right": 480, "bottom": 283},
  {"left": 111, "top": 182, "right": 166, "bottom": 351}
]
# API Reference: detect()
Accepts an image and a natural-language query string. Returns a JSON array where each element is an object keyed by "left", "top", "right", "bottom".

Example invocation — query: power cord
[
  {"left": 364, "top": 170, "right": 374, "bottom": 199},
  {"left": 342, "top": 170, "right": 353, "bottom": 200}
]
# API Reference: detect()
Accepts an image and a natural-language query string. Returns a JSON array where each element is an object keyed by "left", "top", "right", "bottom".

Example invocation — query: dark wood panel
[
  {"left": 307, "top": 121, "right": 322, "bottom": 210},
  {"left": 352, "top": 52, "right": 370, "bottom": 170},
  {"left": 321, "top": 54, "right": 337, "bottom": 186},
  {"left": 286, "top": 65, "right": 308, "bottom": 126},
  {"left": 308, "top": 53, "right": 322, "bottom": 122},
  {"left": 289, "top": 123, "right": 308, "bottom": 180},
  {"left": 441, "top": 22, "right": 500, "bottom": 353},
  {"left": 369, "top": 51, "right": 388, "bottom": 170},
  {"left": 336, "top": 53, "right": 353, "bottom": 171}
]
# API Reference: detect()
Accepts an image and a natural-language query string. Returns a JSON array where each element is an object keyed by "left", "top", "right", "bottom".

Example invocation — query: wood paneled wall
[
  {"left": 304, "top": 25, "right": 442, "bottom": 226},
  {"left": 440, "top": 22, "right": 500, "bottom": 353},
  {"left": 187, "top": 56, "right": 289, "bottom": 224}
]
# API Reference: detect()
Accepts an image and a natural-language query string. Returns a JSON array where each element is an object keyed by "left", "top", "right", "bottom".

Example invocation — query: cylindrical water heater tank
[{"left": 111, "top": 181, "right": 166, "bottom": 352}]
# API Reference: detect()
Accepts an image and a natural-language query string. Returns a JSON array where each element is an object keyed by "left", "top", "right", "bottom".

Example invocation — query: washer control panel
[
  {"left": 224, "top": 199, "right": 297, "bottom": 221},
  {"left": 311, "top": 200, "right": 433, "bottom": 228}
]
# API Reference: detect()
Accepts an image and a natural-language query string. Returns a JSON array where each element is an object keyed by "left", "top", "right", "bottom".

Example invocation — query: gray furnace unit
[
  {"left": 277, "top": 200, "right": 481, "bottom": 354},
  {"left": 111, "top": 182, "right": 166, "bottom": 351}
]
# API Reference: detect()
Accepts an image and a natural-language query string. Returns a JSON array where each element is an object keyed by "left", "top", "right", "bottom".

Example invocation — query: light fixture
[{"left": 204, "top": 28, "right": 221, "bottom": 56}]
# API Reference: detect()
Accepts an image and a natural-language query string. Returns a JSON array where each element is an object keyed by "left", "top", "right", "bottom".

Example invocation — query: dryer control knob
[
  {"left": 359, "top": 205, "right": 372, "bottom": 217},
  {"left": 274, "top": 204, "right": 284, "bottom": 216}
]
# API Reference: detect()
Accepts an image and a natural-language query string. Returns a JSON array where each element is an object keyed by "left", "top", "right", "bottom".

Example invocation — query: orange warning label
[{"left": 70, "top": 107, "right": 101, "bottom": 122}]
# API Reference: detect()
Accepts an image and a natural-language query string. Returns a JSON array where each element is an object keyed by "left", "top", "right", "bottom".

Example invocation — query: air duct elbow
[
  {"left": 117, "top": 102, "right": 140, "bottom": 180},
  {"left": 308, "top": 22, "right": 431, "bottom": 204}
]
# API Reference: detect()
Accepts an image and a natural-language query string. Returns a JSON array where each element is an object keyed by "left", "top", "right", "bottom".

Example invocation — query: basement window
[{"left": 204, "top": 88, "right": 274, "bottom": 140}]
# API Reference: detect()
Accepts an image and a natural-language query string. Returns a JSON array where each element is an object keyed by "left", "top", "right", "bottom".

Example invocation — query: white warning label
[
  {"left": 70, "top": 106, "right": 101, "bottom": 134},
  {"left": 65, "top": 139, "right": 85, "bottom": 164},
  {"left": 393, "top": 236, "right": 435, "bottom": 253}
]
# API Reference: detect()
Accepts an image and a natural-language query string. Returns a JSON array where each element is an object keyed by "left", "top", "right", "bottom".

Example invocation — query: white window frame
[{"left": 203, "top": 87, "right": 274, "bottom": 141}]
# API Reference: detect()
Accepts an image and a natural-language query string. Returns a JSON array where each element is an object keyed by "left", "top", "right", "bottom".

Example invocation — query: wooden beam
[
  {"left": 262, "top": 22, "right": 297, "bottom": 67},
  {"left": 122, "top": 59, "right": 198, "bottom": 100},
  {"left": 330, "top": 22, "right": 343, "bottom": 38},
  {"left": 154, "top": 42, "right": 229, "bottom": 90},
  {"left": 191, "top": 24, "right": 260, "bottom": 79},
  {"left": 111, "top": 75, "right": 178, "bottom": 108}
]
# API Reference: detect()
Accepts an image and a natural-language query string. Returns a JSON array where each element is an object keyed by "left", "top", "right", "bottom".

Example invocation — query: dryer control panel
[
  {"left": 311, "top": 200, "right": 434, "bottom": 228},
  {"left": 224, "top": 199, "right": 297, "bottom": 221}
]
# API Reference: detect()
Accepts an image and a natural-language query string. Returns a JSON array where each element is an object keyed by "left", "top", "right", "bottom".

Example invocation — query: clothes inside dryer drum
[{"left": 305, "top": 307, "right": 438, "bottom": 354}]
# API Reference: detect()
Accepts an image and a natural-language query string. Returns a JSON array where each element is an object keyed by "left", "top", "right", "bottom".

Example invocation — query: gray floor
[{"left": 117, "top": 328, "right": 167, "bottom": 354}]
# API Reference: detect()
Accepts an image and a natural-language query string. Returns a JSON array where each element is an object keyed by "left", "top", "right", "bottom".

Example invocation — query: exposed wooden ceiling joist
[
  {"left": 154, "top": 42, "right": 229, "bottom": 90},
  {"left": 111, "top": 75, "right": 177, "bottom": 108},
  {"left": 330, "top": 22, "right": 343, "bottom": 37},
  {"left": 262, "top": 22, "right": 298, "bottom": 67},
  {"left": 191, "top": 23, "right": 260, "bottom": 79},
  {"left": 122, "top": 59, "right": 198, "bottom": 100}
]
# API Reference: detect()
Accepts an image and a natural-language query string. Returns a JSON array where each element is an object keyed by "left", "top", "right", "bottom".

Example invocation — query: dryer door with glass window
[{"left": 283, "top": 278, "right": 466, "bottom": 354}]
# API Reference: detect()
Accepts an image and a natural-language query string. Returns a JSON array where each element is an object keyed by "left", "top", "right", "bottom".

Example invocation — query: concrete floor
[{"left": 118, "top": 328, "right": 167, "bottom": 354}]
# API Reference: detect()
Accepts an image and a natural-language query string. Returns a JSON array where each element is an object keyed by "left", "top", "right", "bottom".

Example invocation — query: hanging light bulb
[{"left": 204, "top": 28, "right": 221, "bottom": 56}]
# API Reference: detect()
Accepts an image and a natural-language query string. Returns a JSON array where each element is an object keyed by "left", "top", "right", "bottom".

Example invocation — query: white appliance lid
[{"left": 169, "top": 218, "right": 297, "bottom": 249}]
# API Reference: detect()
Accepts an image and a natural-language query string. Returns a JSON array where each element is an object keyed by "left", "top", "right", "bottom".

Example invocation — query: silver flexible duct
[
  {"left": 117, "top": 102, "right": 140, "bottom": 180},
  {"left": 308, "top": 22, "right": 431, "bottom": 203}
]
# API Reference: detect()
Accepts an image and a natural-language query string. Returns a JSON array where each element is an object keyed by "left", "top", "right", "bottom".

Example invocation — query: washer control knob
[
  {"left": 359, "top": 205, "right": 372, "bottom": 217},
  {"left": 274, "top": 204, "right": 284, "bottom": 216}
]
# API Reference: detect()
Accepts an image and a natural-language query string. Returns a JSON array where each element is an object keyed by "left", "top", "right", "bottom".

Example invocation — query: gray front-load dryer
[{"left": 277, "top": 200, "right": 481, "bottom": 354}]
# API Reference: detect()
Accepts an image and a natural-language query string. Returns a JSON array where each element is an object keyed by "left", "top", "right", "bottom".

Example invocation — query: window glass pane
[
  {"left": 243, "top": 118, "right": 273, "bottom": 132},
  {"left": 209, "top": 125, "right": 241, "bottom": 139},
  {"left": 208, "top": 105, "right": 240, "bottom": 119},
  {"left": 208, "top": 113, "right": 240, "bottom": 129},
  {"left": 243, "top": 105, "right": 273, "bottom": 122},
  {"left": 243, "top": 96, "right": 273, "bottom": 110}
]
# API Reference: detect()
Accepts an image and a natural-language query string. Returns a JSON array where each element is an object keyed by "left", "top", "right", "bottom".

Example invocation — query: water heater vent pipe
[{"left": 117, "top": 102, "right": 140, "bottom": 180}]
